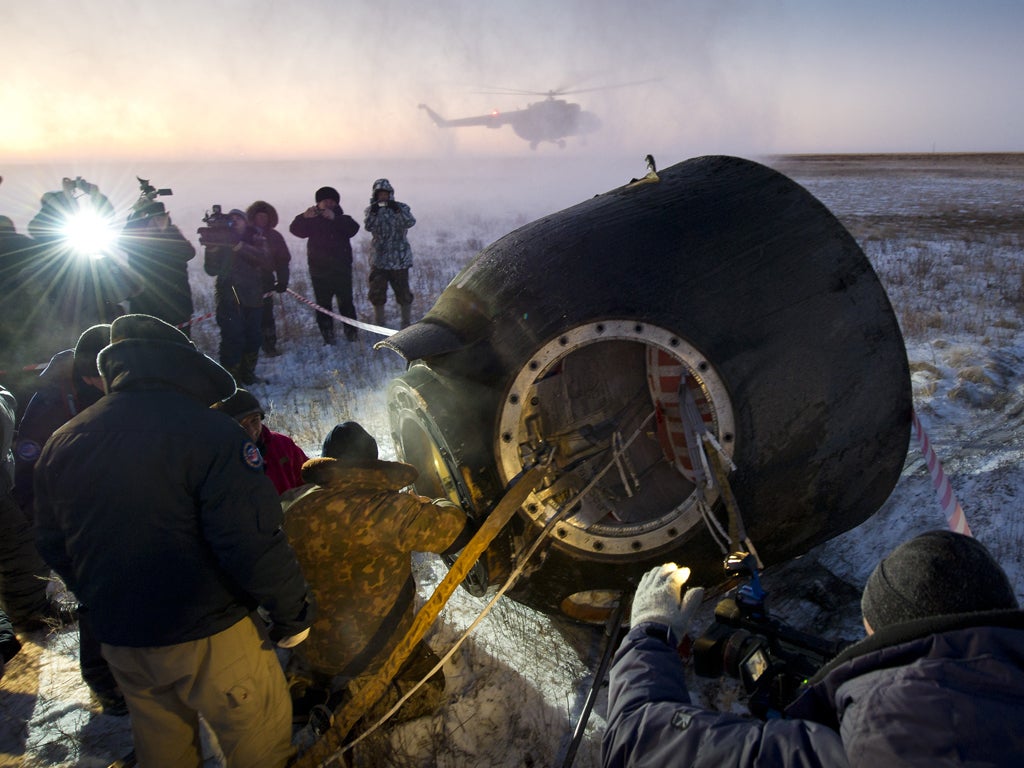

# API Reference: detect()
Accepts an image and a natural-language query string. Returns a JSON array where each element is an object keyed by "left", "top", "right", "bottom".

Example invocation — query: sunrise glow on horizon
[{"left": 2, "top": 0, "right": 1022, "bottom": 163}]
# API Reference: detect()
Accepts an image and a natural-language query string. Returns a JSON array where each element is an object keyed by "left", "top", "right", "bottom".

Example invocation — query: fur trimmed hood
[{"left": 246, "top": 200, "right": 279, "bottom": 229}]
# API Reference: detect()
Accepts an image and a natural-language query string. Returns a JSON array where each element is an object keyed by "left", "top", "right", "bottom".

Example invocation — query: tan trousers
[{"left": 102, "top": 616, "right": 293, "bottom": 768}]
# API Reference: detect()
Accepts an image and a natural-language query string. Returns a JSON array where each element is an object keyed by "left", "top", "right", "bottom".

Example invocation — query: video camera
[
  {"left": 137, "top": 176, "right": 172, "bottom": 202},
  {"left": 692, "top": 552, "right": 850, "bottom": 719},
  {"left": 197, "top": 205, "right": 237, "bottom": 247},
  {"left": 126, "top": 177, "right": 174, "bottom": 223},
  {"left": 63, "top": 176, "right": 97, "bottom": 195}
]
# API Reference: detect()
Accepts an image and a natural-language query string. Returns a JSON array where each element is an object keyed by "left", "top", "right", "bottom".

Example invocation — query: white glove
[
  {"left": 629, "top": 563, "right": 705, "bottom": 641},
  {"left": 276, "top": 627, "right": 310, "bottom": 649}
]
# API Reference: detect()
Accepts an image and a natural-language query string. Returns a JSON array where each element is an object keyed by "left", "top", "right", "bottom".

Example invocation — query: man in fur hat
[{"left": 34, "top": 314, "right": 313, "bottom": 767}]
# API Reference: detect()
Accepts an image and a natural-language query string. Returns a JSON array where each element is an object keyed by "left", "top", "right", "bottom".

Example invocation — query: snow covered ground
[{"left": 2, "top": 153, "right": 1023, "bottom": 767}]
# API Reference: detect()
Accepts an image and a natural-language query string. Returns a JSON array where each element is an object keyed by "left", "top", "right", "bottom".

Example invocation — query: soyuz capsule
[{"left": 377, "top": 155, "right": 911, "bottom": 621}]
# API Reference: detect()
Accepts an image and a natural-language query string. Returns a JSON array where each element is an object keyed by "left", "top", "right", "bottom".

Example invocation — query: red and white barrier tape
[
  {"left": 912, "top": 409, "right": 973, "bottom": 536},
  {"left": 284, "top": 288, "right": 396, "bottom": 337},
  {"left": 176, "top": 310, "right": 215, "bottom": 329}
]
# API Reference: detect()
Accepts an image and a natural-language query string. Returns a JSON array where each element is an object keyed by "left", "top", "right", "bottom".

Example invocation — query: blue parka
[
  {"left": 33, "top": 334, "right": 313, "bottom": 647},
  {"left": 604, "top": 610, "right": 1024, "bottom": 767}
]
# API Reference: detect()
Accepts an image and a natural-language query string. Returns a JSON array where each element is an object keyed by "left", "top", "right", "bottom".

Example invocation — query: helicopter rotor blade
[
  {"left": 471, "top": 79, "right": 658, "bottom": 98},
  {"left": 556, "top": 78, "right": 661, "bottom": 95}
]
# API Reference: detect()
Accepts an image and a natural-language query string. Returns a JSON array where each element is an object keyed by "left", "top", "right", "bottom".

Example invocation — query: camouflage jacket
[
  {"left": 282, "top": 457, "right": 467, "bottom": 679},
  {"left": 362, "top": 202, "right": 416, "bottom": 270}
]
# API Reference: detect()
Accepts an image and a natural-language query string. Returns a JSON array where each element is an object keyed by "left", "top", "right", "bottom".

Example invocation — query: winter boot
[
  {"left": 262, "top": 333, "right": 280, "bottom": 357},
  {"left": 400, "top": 303, "right": 412, "bottom": 329},
  {"left": 374, "top": 304, "right": 386, "bottom": 327},
  {"left": 238, "top": 353, "right": 261, "bottom": 385},
  {"left": 321, "top": 326, "right": 336, "bottom": 346}
]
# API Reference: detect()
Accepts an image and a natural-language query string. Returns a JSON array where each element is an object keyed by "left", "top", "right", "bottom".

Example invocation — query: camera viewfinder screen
[{"left": 742, "top": 647, "right": 769, "bottom": 686}]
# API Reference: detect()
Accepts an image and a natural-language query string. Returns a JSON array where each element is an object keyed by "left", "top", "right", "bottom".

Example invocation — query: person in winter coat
[
  {"left": 119, "top": 200, "right": 196, "bottom": 336},
  {"left": 247, "top": 201, "right": 291, "bottom": 356},
  {"left": 363, "top": 178, "right": 416, "bottom": 329},
  {"left": 202, "top": 208, "right": 271, "bottom": 384},
  {"left": 0, "top": 215, "right": 36, "bottom": 295},
  {"left": 289, "top": 186, "right": 360, "bottom": 346},
  {"left": 603, "top": 531, "right": 1024, "bottom": 768},
  {"left": 33, "top": 314, "right": 314, "bottom": 768},
  {"left": 24, "top": 178, "right": 134, "bottom": 331},
  {"left": 282, "top": 422, "right": 470, "bottom": 733},
  {"left": 213, "top": 388, "right": 308, "bottom": 494},
  {"left": 0, "top": 385, "right": 24, "bottom": 678},
  {"left": 2, "top": 382, "right": 60, "bottom": 631},
  {"left": 8, "top": 327, "right": 111, "bottom": 712}
]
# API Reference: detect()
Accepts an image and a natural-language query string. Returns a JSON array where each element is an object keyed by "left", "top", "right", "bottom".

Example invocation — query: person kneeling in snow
[
  {"left": 603, "top": 531, "right": 1024, "bottom": 768},
  {"left": 213, "top": 388, "right": 308, "bottom": 494},
  {"left": 282, "top": 421, "right": 471, "bottom": 736}
]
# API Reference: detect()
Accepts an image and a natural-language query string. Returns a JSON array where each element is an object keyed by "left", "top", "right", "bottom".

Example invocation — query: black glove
[
  {"left": 387, "top": 200, "right": 400, "bottom": 211},
  {"left": 274, "top": 281, "right": 288, "bottom": 293}
]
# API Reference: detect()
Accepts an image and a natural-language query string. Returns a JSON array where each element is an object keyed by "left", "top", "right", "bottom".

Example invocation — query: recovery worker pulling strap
[{"left": 294, "top": 464, "right": 550, "bottom": 768}]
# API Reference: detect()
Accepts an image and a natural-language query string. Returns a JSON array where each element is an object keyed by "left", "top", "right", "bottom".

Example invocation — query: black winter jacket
[
  {"left": 33, "top": 338, "right": 312, "bottom": 647},
  {"left": 203, "top": 228, "right": 271, "bottom": 309},
  {"left": 289, "top": 208, "right": 360, "bottom": 279},
  {"left": 13, "top": 350, "right": 103, "bottom": 514},
  {"left": 604, "top": 610, "right": 1024, "bottom": 767},
  {"left": 120, "top": 221, "right": 196, "bottom": 325}
]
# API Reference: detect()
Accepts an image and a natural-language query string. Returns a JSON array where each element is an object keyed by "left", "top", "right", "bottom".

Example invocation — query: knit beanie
[
  {"left": 72, "top": 324, "right": 112, "bottom": 377},
  {"left": 213, "top": 388, "right": 264, "bottom": 421},
  {"left": 861, "top": 530, "right": 1018, "bottom": 631},
  {"left": 322, "top": 422, "right": 378, "bottom": 462},
  {"left": 315, "top": 186, "right": 340, "bottom": 204},
  {"left": 109, "top": 314, "right": 193, "bottom": 348}
]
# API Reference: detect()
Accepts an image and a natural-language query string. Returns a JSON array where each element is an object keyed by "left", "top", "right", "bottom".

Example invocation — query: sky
[{"left": 3, "top": 0, "right": 1023, "bottom": 162}]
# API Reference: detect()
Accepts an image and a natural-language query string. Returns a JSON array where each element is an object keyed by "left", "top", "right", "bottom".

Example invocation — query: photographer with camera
[
  {"left": 201, "top": 208, "right": 272, "bottom": 384},
  {"left": 363, "top": 177, "right": 416, "bottom": 329},
  {"left": 289, "top": 186, "right": 360, "bottom": 346},
  {"left": 23, "top": 177, "right": 134, "bottom": 334},
  {"left": 604, "top": 533, "right": 1024, "bottom": 768},
  {"left": 120, "top": 182, "right": 196, "bottom": 336}
]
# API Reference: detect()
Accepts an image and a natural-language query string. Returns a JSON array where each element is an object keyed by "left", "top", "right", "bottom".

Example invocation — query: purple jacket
[{"left": 604, "top": 610, "right": 1024, "bottom": 767}]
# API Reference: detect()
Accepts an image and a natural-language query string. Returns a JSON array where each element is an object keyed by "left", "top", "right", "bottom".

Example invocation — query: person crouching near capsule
[
  {"left": 603, "top": 531, "right": 1024, "bottom": 768},
  {"left": 281, "top": 421, "right": 472, "bottom": 739}
]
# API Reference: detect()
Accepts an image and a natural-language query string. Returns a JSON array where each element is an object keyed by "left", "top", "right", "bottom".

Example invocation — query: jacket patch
[
  {"left": 16, "top": 440, "right": 41, "bottom": 462},
  {"left": 242, "top": 441, "right": 264, "bottom": 471},
  {"left": 671, "top": 710, "right": 693, "bottom": 731}
]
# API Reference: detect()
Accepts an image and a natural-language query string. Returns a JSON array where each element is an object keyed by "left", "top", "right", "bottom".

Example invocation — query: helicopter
[{"left": 419, "top": 81, "right": 651, "bottom": 150}]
